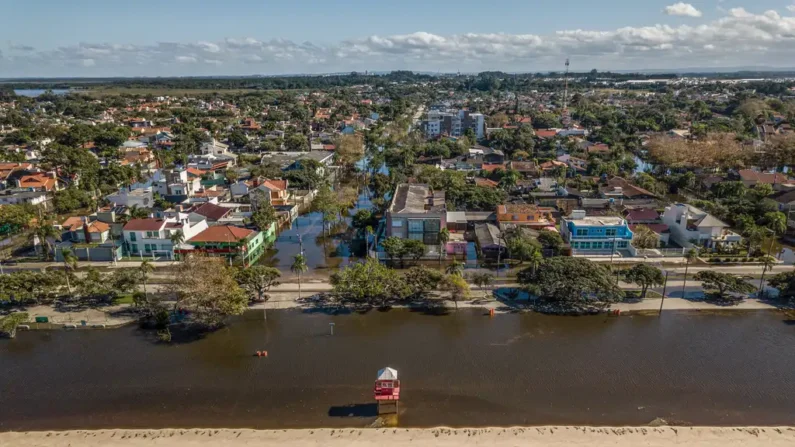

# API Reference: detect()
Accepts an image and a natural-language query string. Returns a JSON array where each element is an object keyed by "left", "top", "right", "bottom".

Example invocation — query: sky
[{"left": 1, "top": 0, "right": 795, "bottom": 77}]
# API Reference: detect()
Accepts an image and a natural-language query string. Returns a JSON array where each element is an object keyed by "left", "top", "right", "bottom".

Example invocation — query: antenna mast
[{"left": 562, "top": 58, "right": 571, "bottom": 128}]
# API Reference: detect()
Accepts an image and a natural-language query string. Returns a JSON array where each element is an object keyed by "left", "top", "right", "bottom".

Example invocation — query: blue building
[{"left": 561, "top": 210, "right": 634, "bottom": 256}]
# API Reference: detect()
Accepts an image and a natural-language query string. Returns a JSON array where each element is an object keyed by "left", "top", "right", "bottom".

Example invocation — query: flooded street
[
  {"left": 259, "top": 185, "right": 373, "bottom": 272},
  {"left": 3, "top": 309, "right": 795, "bottom": 431}
]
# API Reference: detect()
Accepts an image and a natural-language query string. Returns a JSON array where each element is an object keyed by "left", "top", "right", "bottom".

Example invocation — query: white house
[
  {"left": 662, "top": 204, "right": 741, "bottom": 250},
  {"left": 122, "top": 216, "right": 208, "bottom": 259},
  {"left": 106, "top": 187, "right": 153, "bottom": 208},
  {"left": 152, "top": 169, "right": 201, "bottom": 198}
]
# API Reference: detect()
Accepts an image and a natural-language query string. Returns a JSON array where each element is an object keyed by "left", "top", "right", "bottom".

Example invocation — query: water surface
[{"left": 2, "top": 309, "right": 795, "bottom": 430}]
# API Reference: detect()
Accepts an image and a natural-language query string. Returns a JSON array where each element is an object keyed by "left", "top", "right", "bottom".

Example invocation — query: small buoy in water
[
  {"left": 261, "top": 350, "right": 268, "bottom": 357},
  {"left": 255, "top": 351, "right": 262, "bottom": 357},
  {"left": 489, "top": 309, "right": 495, "bottom": 317}
]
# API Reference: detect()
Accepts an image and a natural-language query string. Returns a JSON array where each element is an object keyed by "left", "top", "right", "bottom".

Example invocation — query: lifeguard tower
[{"left": 374, "top": 366, "right": 400, "bottom": 414}]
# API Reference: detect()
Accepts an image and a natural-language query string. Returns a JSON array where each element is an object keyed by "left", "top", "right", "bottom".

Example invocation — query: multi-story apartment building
[
  {"left": 385, "top": 184, "right": 446, "bottom": 246},
  {"left": 561, "top": 210, "right": 634, "bottom": 256}
]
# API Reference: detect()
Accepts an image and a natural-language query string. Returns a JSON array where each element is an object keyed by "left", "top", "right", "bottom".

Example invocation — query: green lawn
[{"left": 113, "top": 294, "right": 134, "bottom": 305}]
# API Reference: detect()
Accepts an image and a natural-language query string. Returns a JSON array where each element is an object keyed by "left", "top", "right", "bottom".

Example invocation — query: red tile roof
[
  {"left": 624, "top": 208, "right": 660, "bottom": 222},
  {"left": 123, "top": 219, "right": 167, "bottom": 231},
  {"left": 193, "top": 202, "right": 231, "bottom": 221},
  {"left": 188, "top": 225, "right": 254, "bottom": 243},
  {"left": 19, "top": 173, "right": 57, "bottom": 191},
  {"left": 474, "top": 178, "right": 499, "bottom": 188},
  {"left": 535, "top": 129, "right": 558, "bottom": 139},
  {"left": 260, "top": 179, "right": 287, "bottom": 191}
]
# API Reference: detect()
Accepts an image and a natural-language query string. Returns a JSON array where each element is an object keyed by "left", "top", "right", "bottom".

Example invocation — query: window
[
  {"left": 618, "top": 241, "right": 628, "bottom": 248},
  {"left": 581, "top": 242, "right": 591, "bottom": 249},
  {"left": 131, "top": 245, "right": 138, "bottom": 254},
  {"left": 129, "top": 232, "right": 137, "bottom": 242},
  {"left": 576, "top": 228, "right": 588, "bottom": 236},
  {"left": 144, "top": 244, "right": 152, "bottom": 253},
  {"left": 392, "top": 220, "right": 403, "bottom": 228},
  {"left": 572, "top": 242, "right": 579, "bottom": 249},
  {"left": 593, "top": 242, "right": 603, "bottom": 249},
  {"left": 606, "top": 228, "right": 617, "bottom": 237},
  {"left": 146, "top": 231, "right": 152, "bottom": 238}
]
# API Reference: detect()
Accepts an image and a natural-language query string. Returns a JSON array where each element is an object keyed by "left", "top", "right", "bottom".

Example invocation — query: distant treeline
[{"left": 1, "top": 70, "right": 794, "bottom": 93}]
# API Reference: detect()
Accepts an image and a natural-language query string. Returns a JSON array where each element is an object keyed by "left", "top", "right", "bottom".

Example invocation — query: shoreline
[{"left": 2, "top": 426, "right": 794, "bottom": 446}]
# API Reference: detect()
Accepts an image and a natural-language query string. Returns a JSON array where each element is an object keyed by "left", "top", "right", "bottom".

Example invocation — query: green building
[{"left": 181, "top": 225, "right": 266, "bottom": 267}]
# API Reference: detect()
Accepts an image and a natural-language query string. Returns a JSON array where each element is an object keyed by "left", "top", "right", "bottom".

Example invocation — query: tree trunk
[
  {"left": 297, "top": 273, "right": 302, "bottom": 300},
  {"left": 641, "top": 285, "right": 648, "bottom": 298}
]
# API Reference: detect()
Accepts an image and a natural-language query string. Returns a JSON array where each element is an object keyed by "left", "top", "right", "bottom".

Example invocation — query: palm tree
[
  {"left": 758, "top": 255, "right": 777, "bottom": 299},
  {"left": 61, "top": 248, "right": 78, "bottom": 296},
  {"left": 527, "top": 247, "right": 543, "bottom": 277},
  {"left": 680, "top": 248, "right": 698, "bottom": 300},
  {"left": 30, "top": 218, "right": 60, "bottom": 261},
  {"left": 446, "top": 260, "right": 464, "bottom": 277},
  {"left": 291, "top": 254, "right": 309, "bottom": 300},
  {"left": 765, "top": 213, "right": 787, "bottom": 238},
  {"left": 139, "top": 260, "right": 154, "bottom": 300},
  {"left": 438, "top": 228, "right": 450, "bottom": 264},
  {"left": 169, "top": 231, "right": 184, "bottom": 260},
  {"left": 364, "top": 226, "right": 374, "bottom": 254}
]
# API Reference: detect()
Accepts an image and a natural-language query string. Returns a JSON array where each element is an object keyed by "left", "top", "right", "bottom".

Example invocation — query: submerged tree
[{"left": 166, "top": 255, "right": 248, "bottom": 327}]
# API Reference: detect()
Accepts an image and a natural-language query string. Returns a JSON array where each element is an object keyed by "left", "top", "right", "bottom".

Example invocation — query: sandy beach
[{"left": 2, "top": 427, "right": 795, "bottom": 447}]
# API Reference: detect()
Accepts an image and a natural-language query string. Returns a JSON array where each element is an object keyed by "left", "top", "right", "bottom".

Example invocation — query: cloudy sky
[{"left": 1, "top": 0, "right": 795, "bottom": 77}]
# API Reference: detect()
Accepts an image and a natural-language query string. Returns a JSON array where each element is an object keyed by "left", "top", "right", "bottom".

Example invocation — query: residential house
[
  {"left": 560, "top": 210, "right": 634, "bottom": 255},
  {"left": 190, "top": 202, "right": 232, "bottom": 225},
  {"left": 737, "top": 169, "right": 795, "bottom": 190},
  {"left": 17, "top": 172, "right": 59, "bottom": 192},
  {"left": 106, "top": 187, "right": 153, "bottom": 208},
  {"left": 0, "top": 189, "right": 48, "bottom": 206},
  {"left": 60, "top": 216, "right": 111, "bottom": 244},
  {"left": 241, "top": 118, "right": 261, "bottom": 132},
  {"left": 599, "top": 177, "right": 657, "bottom": 203},
  {"left": 122, "top": 216, "right": 208, "bottom": 259},
  {"left": 0, "top": 162, "right": 34, "bottom": 189},
  {"left": 474, "top": 178, "right": 499, "bottom": 189},
  {"left": 181, "top": 225, "right": 266, "bottom": 267},
  {"left": 662, "top": 203, "right": 741, "bottom": 250},
  {"left": 507, "top": 161, "right": 538, "bottom": 177},
  {"left": 385, "top": 183, "right": 446, "bottom": 254},
  {"left": 198, "top": 139, "right": 238, "bottom": 167},
  {"left": 623, "top": 207, "right": 670, "bottom": 247},
  {"left": 153, "top": 169, "right": 202, "bottom": 199},
  {"left": 474, "top": 223, "right": 506, "bottom": 258},
  {"left": 496, "top": 204, "right": 555, "bottom": 230}
]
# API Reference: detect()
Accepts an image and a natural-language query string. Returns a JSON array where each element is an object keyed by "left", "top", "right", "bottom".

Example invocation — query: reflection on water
[{"left": 3, "top": 309, "right": 795, "bottom": 431}]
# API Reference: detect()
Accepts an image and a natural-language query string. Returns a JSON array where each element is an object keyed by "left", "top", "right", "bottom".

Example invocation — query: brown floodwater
[{"left": 2, "top": 309, "right": 795, "bottom": 431}]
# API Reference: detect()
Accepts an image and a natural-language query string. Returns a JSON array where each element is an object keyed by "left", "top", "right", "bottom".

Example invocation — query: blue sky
[{"left": 1, "top": 1, "right": 795, "bottom": 76}]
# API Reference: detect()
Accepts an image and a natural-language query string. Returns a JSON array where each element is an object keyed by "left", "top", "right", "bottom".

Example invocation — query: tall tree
[
  {"left": 680, "top": 248, "right": 699, "bottom": 299},
  {"left": 139, "top": 260, "right": 154, "bottom": 300},
  {"left": 441, "top": 274, "right": 470, "bottom": 310},
  {"left": 166, "top": 255, "right": 248, "bottom": 327},
  {"left": 632, "top": 225, "right": 659, "bottom": 257},
  {"left": 236, "top": 266, "right": 281, "bottom": 302},
  {"left": 291, "top": 253, "right": 308, "bottom": 300},
  {"left": 518, "top": 257, "right": 622, "bottom": 312},
  {"left": 694, "top": 271, "right": 755, "bottom": 303},
  {"left": 623, "top": 264, "right": 665, "bottom": 298},
  {"left": 61, "top": 248, "right": 78, "bottom": 296},
  {"left": 438, "top": 228, "right": 450, "bottom": 264}
]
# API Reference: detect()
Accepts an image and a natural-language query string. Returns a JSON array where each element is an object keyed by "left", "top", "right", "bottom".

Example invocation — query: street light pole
[{"left": 659, "top": 270, "right": 669, "bottom": 316}]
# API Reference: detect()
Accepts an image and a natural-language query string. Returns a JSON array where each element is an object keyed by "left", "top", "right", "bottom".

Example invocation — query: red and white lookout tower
[{"left": 374, "top": 366, "right": 400, "bottom": 414}]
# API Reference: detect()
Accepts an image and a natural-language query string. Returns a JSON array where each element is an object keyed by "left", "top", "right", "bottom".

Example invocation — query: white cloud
[
  {"left": 81, "top": 59, "right": 95, "bottom": 67},
  {"left": 663, "top": 2, "right": 703, "bottom": 17},
  {"left": 787, "top": 4, "right": 795, "bottom": 13},
  {"left": 8, "top": 8, "right": 795, "bottom": 76}
]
